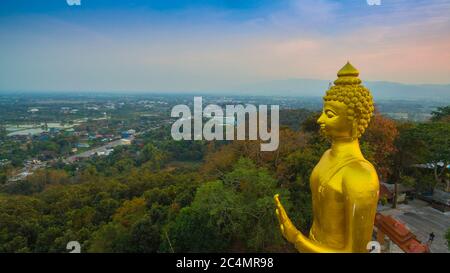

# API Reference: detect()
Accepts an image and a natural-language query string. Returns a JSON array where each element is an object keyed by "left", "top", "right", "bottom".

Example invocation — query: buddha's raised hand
[{"left": 274, "top": 194, "right": 300, "bottom": 244}]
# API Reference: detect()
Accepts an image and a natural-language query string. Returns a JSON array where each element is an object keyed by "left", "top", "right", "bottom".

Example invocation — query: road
[{"left": 64, "top": 138, "right": 130, "bottom": 163}]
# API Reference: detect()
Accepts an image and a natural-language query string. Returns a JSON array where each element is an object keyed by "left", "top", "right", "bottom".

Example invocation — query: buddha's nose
[{"left": 317, "top": 113, "right": 326, "bottom": 125}]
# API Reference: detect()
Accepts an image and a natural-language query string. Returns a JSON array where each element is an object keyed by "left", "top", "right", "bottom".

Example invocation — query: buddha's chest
[{"left": 310, "top": 160, "right": 345, "bottom": 204}]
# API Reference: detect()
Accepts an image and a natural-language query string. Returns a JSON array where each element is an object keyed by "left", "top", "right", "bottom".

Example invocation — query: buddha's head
[{"left": 317, "top": 62, "right": 375, "bottom": 140}]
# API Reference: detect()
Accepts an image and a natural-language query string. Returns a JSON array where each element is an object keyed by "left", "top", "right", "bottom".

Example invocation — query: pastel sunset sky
[{"left": 1, "top": 0, "right": 449, "bottom": 92}]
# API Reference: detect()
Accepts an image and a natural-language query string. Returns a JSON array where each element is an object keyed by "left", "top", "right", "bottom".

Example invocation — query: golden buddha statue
[{"left": 275, "top": 62, "right": 379, "bottom": 253}]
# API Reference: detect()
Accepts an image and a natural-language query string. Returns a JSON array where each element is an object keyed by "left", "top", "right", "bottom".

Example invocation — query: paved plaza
[{"left": 378, "top": 199, "right": 450, "bottom": 253}]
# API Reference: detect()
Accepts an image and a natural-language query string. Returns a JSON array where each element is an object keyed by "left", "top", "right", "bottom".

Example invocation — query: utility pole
[{"left": 392, "top": 181, "right": 398, "bottom": 209}]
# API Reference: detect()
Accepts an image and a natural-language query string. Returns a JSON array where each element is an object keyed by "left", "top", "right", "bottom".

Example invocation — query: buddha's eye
[{"left": 325, "top": 110, "right": 336, "bottom": 118}]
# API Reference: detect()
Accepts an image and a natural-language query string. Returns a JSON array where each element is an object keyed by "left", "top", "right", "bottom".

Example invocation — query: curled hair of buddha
[{"left": 323, "top": 62, "right": 375, "bottom": 138}]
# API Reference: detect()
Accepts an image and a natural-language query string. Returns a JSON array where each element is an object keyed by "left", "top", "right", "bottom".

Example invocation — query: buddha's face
[{"left": 317, "top": 100, "right": 355, "bottom": 139}]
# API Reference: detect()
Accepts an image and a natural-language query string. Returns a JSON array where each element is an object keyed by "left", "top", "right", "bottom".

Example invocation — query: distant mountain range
[
  {"left": 3, "top": 79, "right": 449, "bottom": 101},
  {"left": 235, "top": 79, "right": 450, "bottom": 100}
]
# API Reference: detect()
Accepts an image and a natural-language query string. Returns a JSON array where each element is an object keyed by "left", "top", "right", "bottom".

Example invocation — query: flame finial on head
[{"left": 334, "top": 62, "right": 362, "bottom": 86}]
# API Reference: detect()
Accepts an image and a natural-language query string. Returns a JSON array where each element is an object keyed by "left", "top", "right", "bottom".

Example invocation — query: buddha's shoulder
[
  {"left": 342, "top": 159, "right": 379, "bottom": 192},
  {"left": 319, "top": 149, "right": 332, "bottom": 160}
]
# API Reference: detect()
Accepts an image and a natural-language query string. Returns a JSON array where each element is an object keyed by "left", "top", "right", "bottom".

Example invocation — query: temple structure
[{"left": 374, "top": 213, "right": 430, "bottom": 253}]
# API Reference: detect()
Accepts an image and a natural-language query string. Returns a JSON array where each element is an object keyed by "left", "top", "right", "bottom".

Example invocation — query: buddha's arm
[
  {"left": 274, "top": 164, "right": 379, "bottom": 253},
  {"left": 339, "top": 163, "right": 379, "bottom": 252},
  {"left": 275, "top": 194, "right": 346, "bottom": 253}
]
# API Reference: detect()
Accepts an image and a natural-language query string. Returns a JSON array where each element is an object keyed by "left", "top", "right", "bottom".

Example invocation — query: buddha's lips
[{"left": 319, "top": 126, "right": 328, "bottom": 136}]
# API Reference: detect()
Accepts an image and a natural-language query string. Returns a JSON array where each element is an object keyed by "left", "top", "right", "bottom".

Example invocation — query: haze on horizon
[{"left": 1, "top": 0, "right": 450, "bottom": 94}]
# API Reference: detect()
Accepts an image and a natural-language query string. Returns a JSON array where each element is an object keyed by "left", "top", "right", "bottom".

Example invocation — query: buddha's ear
[{"left": 351, "top": 119, "right": 358, "bottom": 139}]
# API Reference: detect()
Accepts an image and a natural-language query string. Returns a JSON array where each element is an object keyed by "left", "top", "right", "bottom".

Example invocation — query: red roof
[{"left": 375, "top": 213, "right": 430, "bottom": 253}]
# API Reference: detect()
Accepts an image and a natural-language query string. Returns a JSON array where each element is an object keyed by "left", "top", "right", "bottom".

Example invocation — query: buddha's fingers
[
  {"left": 275, "top": 204, "right": 285, "bottom": 222},
  {"left": 276, "top": 204, "right": 290, "bottom": 224},
  {"left": 275, "top": 209, "right": 283, "bottom": 224},
  {"left": 275, "top": 209, "right": 288, "bottom": 225},
  {"left": 273, "top": 194, "right": 280, "bottom": 207},
  {"left": 275, "top": 194, "right": 293, "bottom": 229},
  {"left": 274, "top": 194, "right": 284, "bottom": 211},
  {"left": 280, "top": 224, "right": 286, "bottom": 237}
]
